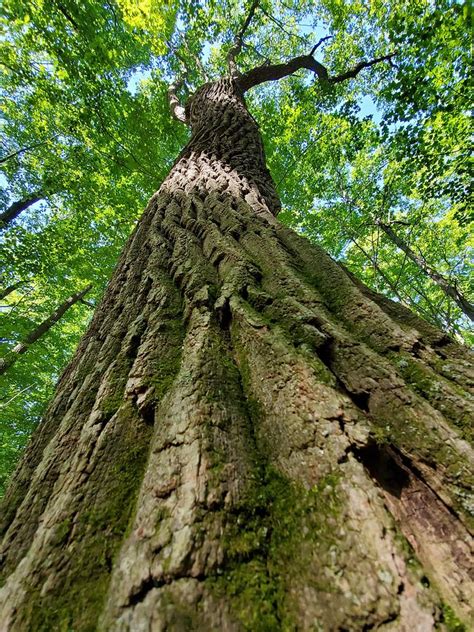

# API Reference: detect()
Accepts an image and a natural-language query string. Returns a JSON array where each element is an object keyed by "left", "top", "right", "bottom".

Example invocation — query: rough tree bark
[
  {"left": 0, "top": 284, "right": 92, "bottom": 376},
  {"left": 0, "top": 74, "right": 472, "bottom": 631}
]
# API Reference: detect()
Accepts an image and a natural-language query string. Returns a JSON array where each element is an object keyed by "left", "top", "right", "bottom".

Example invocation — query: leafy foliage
[{"left": 1, "top": 0, "right": 472, "bottom": 492}]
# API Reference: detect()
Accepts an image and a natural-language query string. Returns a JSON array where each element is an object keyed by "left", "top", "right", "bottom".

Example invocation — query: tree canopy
[{"left": 1, "top": 0, "right": 472, "bottom": 493}]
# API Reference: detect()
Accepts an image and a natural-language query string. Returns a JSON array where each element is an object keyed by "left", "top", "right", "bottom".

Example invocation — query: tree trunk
[
  {"left": 0, "top": 79, "right": 472, "bottom": 631},
  {"left": 378, "top": 221, "right": 474, "bottom": 321},
  {"left": 0, "top": 194, "right": 43, "bottom": 228},
  {"left": 0, "top": 284, "right": 92, "bottom": 375}
]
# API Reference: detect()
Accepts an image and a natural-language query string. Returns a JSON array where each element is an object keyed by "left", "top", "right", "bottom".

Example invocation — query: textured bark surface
[{"left": 0, "top": 79, "right": 473, "bottom": 631}]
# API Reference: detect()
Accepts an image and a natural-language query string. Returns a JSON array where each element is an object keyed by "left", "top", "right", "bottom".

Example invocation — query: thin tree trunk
[
  {"left": 0, "top": 194, "right": 43, "bottom": 228},
  {"left": 0, "top": 281, "right": 23, "bottom": 301},
  {"left": 0, "top": 80, "right": 472, "bottom": 631},
  {"left": 0, "top": 284, "right": 92, "bottom": 376},
  {"left": 378, "top": 221, "right": 474, "bottom": 321},
  {"left": 0, "top": 135, "right": 59, "bottom": 165},
  {"left": 349, "top": 240, "right": 447, "bottom": 329}
]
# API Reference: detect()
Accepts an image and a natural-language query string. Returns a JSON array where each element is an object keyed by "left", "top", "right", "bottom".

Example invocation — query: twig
[
  {"left": 309, "top": 36, "right": 333, "bottom": 55},
  {"left": 260, "top": 7, "right": 308, "bottom": 45},
  {"left": 0, "top": 384, "right": 33, "bottom": 408},
  {"left": 243, "top": 42, "right": 271, "bottom": 64},
  {"left": 276, "top": 130, "right": 325, "bottom": 187}
]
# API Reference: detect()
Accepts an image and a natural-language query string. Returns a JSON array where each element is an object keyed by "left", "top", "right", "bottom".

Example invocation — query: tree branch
[
  {"left": 0, "top": 136, "right": 58, "bottom": 164},
  {"left": 243, "top": 42, "right": 271, "bottom": 64},
  {"left": 55, "top": 0, "right": 79, "bottom": 29},
  {"left": 259, "top": 7, "right": 308, "bottom": 44},
  {"left": 0, "top": 384, "right": 33, "bottom": 409},
  {"left": 377, "top": 220, "right": 474, "bottom": 321},
  {"left": 167, "top": 82, "right": 187, "bottom": 124},
  {"left": 168, "top": 38, "right": 206, "bottom": 86},
  {"left": 80, "top": 298, "right": 95, "bottom": 308},
  {"left": 0, "top": 280, "right": 23, "bottom": 301},
  {"left": 227, "top": 0, "right": 260, "bottom": 77},
  {"left": 238, "top": 50, "right": 396, "bottom": 92},
  {"left": 309, "top": 36, "right": 333, "bottom": 56},
  {"left": 182, "top": 40, "right": 209, "bottom": 83},
  {"left": 238, "top": 53, "right": 328, "bottom": 91},
  {"left": 330, "top": 53, "right": 397, "bottom": 84},
  {"left": 0, "top": 284, "right": 93, "bottom": 376}
]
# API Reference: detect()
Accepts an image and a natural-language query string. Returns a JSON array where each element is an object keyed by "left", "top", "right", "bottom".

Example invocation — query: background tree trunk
[
  {"left": 0, "top": 284, "right": 93, "bottom": 375},
  {"left": 0, "top": 194, "right": 43, "bottom": 228},
  {"left": 378, "top": 221, "right": 474, "bottom": 321},
  {"left": 0, "top": 79, "right": 472, "bottom": 631}
]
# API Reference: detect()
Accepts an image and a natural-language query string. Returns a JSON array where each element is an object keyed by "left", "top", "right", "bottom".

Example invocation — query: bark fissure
[{"left": 355, "top": 441, "right": 474, "bottom": 616}]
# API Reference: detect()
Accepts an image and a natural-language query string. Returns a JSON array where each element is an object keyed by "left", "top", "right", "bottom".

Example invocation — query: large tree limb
[{"left": 238, "top": 50, "right": 396, "bottom": 92}]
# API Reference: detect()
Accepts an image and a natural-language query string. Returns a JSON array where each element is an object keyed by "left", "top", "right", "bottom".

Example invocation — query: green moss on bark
[
  {"left": 441, "top": 604, "right": 467, "bottom": 632},
  {"left": 208, "top": 467, "right": 342, "bottom": 631},
  {"left": 393, "top": 353, "right": 473, "bottom": 442},
  {"left": 146, "top": 319, "right": 185, "bottom": 402},
  {"left": 17, "top": 402, "right": 153, "bottom": 631}
]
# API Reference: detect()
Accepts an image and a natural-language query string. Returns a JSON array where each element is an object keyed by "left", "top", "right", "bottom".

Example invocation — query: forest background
[{"left": 0, "top": 0, "right": 472, "bottom": 494}]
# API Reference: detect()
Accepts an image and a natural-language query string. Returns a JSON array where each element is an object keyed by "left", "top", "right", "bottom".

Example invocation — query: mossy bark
[{"left": 0, "top": 79, "right": 472, "bottom": 631}]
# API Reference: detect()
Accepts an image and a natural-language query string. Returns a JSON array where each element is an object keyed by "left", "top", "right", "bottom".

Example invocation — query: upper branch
[
  {"left": 227, "top": 0, "right": 260, "bottom": 77},
  {"left": 309, "top": 36, "right": 333, "bottom": 55},
  {"left": 167, "top": 82, "right": 187, "bottom": 124},
  {"left": 238, "top": 50, "right": 396, "bottom": 92},
  {"left": 238, "top": 54, "right": 328, "bottom": 91},
  {"left": 330, "top": 53, "right": 397, "bottom": 84}
]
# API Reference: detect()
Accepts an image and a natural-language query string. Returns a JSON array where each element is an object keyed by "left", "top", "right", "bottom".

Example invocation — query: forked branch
[{"left": 238, "top": 50, "right": 396, "bottom": 92}]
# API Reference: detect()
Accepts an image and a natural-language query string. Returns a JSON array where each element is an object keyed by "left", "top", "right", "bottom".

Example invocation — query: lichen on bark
[{"left": 0, "top": 78, "right": 472, "bottom": 631}]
